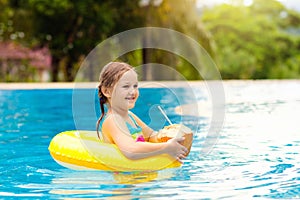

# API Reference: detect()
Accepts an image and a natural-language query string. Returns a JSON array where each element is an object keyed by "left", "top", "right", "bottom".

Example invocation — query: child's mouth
[{"left": 126, "top": 97, "right": 135, "bottom": 101}]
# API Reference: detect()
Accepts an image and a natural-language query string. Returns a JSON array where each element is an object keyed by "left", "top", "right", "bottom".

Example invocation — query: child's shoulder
[{"left": 102, "top": 113, "right": 125, "bottom": 127}]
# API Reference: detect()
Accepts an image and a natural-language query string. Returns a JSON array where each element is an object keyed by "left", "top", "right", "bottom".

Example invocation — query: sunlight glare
[
  {"left": 243, "top": 0, "right": 253, "bottom": 6},
  {"left": 197, "top": 0, "right": 253, "bottom": 7}
]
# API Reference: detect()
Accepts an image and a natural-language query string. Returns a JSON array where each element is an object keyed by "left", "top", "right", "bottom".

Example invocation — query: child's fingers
[{"left": 174, "top": 136, "right": 185, "bottom": 142}]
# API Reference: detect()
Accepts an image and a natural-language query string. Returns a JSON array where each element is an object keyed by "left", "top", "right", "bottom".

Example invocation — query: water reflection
[{"left": 49, "top": 169, "right": 176, "bottom": 198}]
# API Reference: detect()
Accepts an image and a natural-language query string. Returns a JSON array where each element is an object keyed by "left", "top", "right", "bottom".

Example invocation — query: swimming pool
[{"left": 0, "top": 80, "right": 299, "bottom": 199}]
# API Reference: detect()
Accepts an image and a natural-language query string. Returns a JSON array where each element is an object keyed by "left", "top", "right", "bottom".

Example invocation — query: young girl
[{"left": 96, "top": 62, "right": 188, "bottom": 163}]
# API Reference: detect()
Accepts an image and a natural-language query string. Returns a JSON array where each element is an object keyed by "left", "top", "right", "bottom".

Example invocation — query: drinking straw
[{"left": 158, "top": 106, "right": 173, "bottom": 125}]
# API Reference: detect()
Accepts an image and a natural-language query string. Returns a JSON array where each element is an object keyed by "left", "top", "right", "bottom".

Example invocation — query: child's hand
[
  {"left": 157, "top": 124, "right": 193, "bottom": 157},
  {"left": 165, "top": 137, "right": 188, "bottom": 163}
]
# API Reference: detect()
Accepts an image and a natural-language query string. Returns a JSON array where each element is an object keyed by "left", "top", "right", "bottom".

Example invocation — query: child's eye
[
  {"left": 134, "top": 84, "right": 138, "bottom": 88},
  {"left": 123, "top": 85, "right": 130, "bottom": 88}
]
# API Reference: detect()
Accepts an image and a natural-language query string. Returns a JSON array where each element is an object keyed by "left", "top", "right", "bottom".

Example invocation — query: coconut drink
[{"left": 157, "top": 124, "right": 193, "bottom": 156}]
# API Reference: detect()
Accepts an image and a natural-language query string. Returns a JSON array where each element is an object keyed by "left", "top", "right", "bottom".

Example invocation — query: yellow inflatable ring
[{"left": 48, "top": 130, "right": 181, "bottom": 171}]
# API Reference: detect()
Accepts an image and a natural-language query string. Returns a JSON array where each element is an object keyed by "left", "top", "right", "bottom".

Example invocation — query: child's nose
[
  {"left": 128, "top": 87, "right": 134, "bottom": 93},
  {"left": 129, "top": 86, "right": 137, "bottom": 94}
]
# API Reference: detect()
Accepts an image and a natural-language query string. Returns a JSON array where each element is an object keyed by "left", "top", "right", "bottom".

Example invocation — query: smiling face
[{"left": 110, "top": 69, "right": 139, "bottom": 112}]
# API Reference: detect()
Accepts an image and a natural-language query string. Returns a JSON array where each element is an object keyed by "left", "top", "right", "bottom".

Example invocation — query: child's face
[{"left": 111, "top": 70, "right": 139, "bottom": 111}]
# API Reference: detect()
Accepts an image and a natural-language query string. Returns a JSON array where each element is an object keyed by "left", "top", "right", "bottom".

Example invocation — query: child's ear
[{"left": 101, "top": 86, "right": 112, "bottom": 98}]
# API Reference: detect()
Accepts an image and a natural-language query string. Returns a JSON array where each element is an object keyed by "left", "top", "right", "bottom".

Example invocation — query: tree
[
  {"left": 5, "top": 0, "right": 215, "bottom": 81},
  {"left": 134, "top": 0, "right": 216, "bottom": 80},
  {"left": 202, "top": 0, "right": 300, "bottom": 79},
  {"left": 20, "top": 0, "right": 113, "bottom": 81}
]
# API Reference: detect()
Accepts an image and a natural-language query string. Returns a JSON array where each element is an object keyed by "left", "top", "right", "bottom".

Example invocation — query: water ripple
[{"left": 1, "top": 81, "right": 300, "bottom": 199}]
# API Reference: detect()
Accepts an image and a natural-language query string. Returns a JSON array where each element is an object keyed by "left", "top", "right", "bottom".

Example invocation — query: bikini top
[
  {"left": 100, "top": 113, "right": 145, "bottom": 142},
  {"left": 126, "top": 114, "right": 145, "bottom": 142}
]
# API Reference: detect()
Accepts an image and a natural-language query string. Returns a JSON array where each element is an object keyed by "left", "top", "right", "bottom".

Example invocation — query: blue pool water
[{"left": 1, "top": 80, "right": 300, "bottom": 199}]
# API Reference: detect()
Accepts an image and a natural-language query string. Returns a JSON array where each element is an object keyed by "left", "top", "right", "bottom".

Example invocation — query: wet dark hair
[{"left": 96, "top": 62, "right": 133, "bottom": 140}]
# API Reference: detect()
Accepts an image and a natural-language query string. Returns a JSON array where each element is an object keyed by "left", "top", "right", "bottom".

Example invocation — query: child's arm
[{"left": 102, "top": 114, "right": 187, "bottom": 161}]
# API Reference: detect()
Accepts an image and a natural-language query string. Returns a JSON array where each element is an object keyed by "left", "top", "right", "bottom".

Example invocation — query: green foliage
[
  {"left": 0, "top": 0, "right": 14, "bottom": 41},
  {"left": 0, "top": 60, "right": 37, "bottom": 82},
  {"left": 133, "top": 0, "right": 213, "bottom": 80},
  {"left": 5, "top": 0, "right": 144, "bottom": 81},
  {"left": 24, "top": 0, "right": 116, "bottom": 81},
  {"left": 202, "top": 0, "right": 300, "bottom": 79},
  {"left": 1, "top": 0, "right": 300, "bottom": 81},
  {"left": 0, "top": 0, "right": 215, "bottom": 81}
]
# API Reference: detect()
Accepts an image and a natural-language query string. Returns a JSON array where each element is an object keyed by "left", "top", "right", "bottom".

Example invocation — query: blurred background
[{"left": 0, "top": 0, "right": 299, "bottom": 82}]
